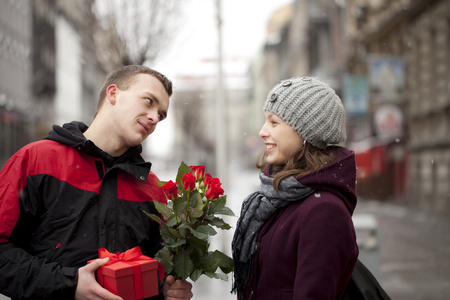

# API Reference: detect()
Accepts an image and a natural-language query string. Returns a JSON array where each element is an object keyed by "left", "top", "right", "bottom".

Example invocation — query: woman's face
[{"left": 259, "top": 111, "right": 304, "bottom": 165}]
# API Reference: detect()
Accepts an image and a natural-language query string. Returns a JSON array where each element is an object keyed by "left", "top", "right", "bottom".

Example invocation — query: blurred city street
[
  {"left": 354, "top": 198, "right": 450, "bottom": 300},
  {"left": 1, "top": 1, "right": 449, "bottom": 299}
]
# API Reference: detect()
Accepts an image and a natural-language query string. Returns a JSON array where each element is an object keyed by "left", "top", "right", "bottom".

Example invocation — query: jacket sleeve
[
  {"left": 0, "top": 150, "right": 78, "bottom": 299},
  {"left": 294, "top": 194, "right": 358, "bottom": 299}
]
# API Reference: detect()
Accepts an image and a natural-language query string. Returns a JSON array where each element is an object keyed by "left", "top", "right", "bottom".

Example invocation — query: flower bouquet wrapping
[{"left": 142, "top": 162, "right": 235, "bottom": 282}]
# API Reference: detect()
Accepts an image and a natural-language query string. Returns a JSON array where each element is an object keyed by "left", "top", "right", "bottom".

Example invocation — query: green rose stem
[
  {"left": 202, "top": 198, "right": 211, "bottom": 212},
  {"left": 174, "top": 206, "right": 179, "bottom": 225},
  {"left": 186, "top": 191, "right": 190, "bottom": 222}
]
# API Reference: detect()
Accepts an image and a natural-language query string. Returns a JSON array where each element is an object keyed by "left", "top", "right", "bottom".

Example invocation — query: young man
[{"left": 0, "top": 65, "right": 193, "bottom": 300}]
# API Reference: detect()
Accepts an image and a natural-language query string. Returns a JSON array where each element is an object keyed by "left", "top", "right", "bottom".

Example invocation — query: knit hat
[{"left": 263, "top": 77, "right": 346, "bottom": 149}]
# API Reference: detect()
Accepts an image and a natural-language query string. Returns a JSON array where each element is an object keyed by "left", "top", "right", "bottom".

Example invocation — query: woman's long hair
[{"left": 256, "top": 142, "right": 335, "bottom": 191}]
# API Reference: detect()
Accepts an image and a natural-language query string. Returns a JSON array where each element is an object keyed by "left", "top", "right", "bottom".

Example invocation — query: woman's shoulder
[{"left": 288, "top": 191, "right": 351, "bottom": 217}]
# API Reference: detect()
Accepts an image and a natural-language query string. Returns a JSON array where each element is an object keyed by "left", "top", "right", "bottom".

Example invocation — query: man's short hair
[{"left": 97, "top": 65, "right": 173, "bottom": 111}]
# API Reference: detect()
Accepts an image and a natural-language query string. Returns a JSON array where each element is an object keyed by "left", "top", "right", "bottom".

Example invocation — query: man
[{"left": 0, "top": 65, "right": 193, "bottom": 300}]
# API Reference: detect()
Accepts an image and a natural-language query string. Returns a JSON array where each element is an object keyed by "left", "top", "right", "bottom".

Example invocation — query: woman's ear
[{"left": 105, "top": 84, "right": 118, "bottom": 105}]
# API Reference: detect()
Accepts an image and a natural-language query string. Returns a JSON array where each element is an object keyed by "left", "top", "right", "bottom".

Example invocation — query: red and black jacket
[{"left": 0, "top": 121, "right": 166, "bottom": 299}]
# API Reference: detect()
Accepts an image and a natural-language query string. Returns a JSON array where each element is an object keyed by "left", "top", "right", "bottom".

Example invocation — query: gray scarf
[{"left": 231, "top": 173, "right": 314, "bottom": 298}]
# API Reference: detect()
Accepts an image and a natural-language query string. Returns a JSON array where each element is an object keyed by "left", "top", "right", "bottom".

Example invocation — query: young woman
[{"left": 232, "top": 77, "right": 359, "bottom": 299}]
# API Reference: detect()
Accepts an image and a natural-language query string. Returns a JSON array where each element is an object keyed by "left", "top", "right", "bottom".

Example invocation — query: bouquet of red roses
[{"left": 143, "top": 162, "right": 234, "bottom": 282}]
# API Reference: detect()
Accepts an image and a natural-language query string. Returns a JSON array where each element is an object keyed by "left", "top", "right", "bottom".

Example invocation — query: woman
[{"left": 232, "top": 77, "right": 359, "bottom": 299}]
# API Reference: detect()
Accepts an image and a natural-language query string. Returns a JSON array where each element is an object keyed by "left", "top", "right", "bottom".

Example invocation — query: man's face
[{"left": 111, "top": 73, "right": 170, "bottom": 149}]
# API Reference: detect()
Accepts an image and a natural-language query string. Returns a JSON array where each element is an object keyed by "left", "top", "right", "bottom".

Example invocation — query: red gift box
[{"left": 89, "top": 247, "right": 160, "bottom": 300}]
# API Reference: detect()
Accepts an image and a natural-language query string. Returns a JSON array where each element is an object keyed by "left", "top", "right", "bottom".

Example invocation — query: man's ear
[{"left": 106, "top": 84, "right": 118, "bottom": 105}]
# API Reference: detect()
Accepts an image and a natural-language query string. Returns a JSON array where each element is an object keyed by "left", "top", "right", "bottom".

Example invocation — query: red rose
[
  {"left": 203, "top": 173, "right": 212, "bottom": 187},
  {"left": 182, "top": 173, "right": 196, "bottom": 191},
  {"left": 190, "top": 165, "right": 206, "bottom": 180},
  {"left": 162, "top": 180, "right": 178, "bottom": 200},
  {"left": 210, "top": 177, "right": 221, "bottom": 186},
  {"left": 206, "top": 180, "right": 224, "bottom": 200}
]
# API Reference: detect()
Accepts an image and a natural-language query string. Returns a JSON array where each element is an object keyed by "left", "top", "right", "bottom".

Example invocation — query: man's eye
[{"left": 146, "top": 98, "right": 153, "bottom": 105}]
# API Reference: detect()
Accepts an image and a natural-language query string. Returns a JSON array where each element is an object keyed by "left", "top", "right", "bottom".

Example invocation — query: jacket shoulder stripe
[{"left": 24, "top": 140, "right": 101, "bottom": 193}]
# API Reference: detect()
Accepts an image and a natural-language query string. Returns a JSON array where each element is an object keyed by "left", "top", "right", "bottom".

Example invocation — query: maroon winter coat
[{"left": 249, "top": 147, "right": 359, "bottom": 299}]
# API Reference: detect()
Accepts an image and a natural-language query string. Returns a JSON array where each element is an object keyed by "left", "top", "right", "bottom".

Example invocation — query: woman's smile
[{"left": 259, "top": 111, "right": 304, "bottom": 165}]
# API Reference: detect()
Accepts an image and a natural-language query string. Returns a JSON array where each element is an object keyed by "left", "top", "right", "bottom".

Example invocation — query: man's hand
[
  {"left": 163, "top": 275, "right": 193, "bottom": 300},
  {"left": 75, "top": 257, "right": 123, "bottom": 300}
]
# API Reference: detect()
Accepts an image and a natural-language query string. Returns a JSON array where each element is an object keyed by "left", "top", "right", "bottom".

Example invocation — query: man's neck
[{"left": 83, "top": 121, "right": 127, "bottom": 157}]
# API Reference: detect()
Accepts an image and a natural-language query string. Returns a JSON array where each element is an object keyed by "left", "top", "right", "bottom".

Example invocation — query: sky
[
  {"left": 147, "top": 0, "right": 293, "bottom": 161},
  {"left": 153, "top": 0, "right": 293, "bottom": 78}
]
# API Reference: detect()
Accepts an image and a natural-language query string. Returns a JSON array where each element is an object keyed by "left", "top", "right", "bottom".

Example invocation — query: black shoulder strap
[{"left": 343, "top": 259, "right": 391, "bottom": 300}]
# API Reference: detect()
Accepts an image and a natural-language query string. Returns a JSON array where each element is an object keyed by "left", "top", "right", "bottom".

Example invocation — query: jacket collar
[{"left": 44, "top": 121, "right": 152, "bottom": 182}]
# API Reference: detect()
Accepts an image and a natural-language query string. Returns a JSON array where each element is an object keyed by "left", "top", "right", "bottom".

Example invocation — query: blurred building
[
  {"left": 0, "top": 0, "right": 107, "bottom": 167},
  {"left": 346, "top": 0, "right": 450, "bottom": 212},
  {"left": 33, "top": 0, "right": 106, "bottom": 136},
  {"left": 249, "top": 0, "right": 449, "bottom": 212},
  {"left": 0, "top": 0, "right": 33, "bottom": 167},
  {"left": 249, "top": 0, "right": 347, "bottom": 155}
]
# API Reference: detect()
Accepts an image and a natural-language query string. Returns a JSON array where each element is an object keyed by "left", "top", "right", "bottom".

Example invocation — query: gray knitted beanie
[{"left": 263, "top": 77, "right": 346, "bottom": 149}]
